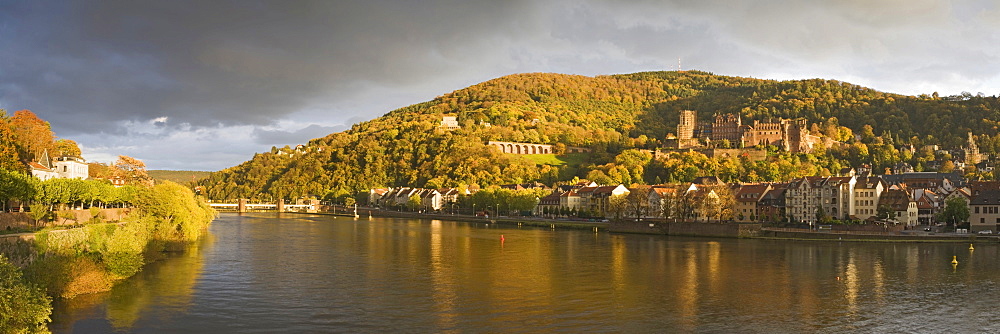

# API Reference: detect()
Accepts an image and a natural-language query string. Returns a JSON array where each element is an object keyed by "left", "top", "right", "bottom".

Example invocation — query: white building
[{"left": 54, "top": 156, "right": 89, "bottom": 180}]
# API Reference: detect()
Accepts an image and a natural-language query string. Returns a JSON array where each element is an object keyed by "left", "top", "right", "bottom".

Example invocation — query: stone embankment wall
[
  {"left": 1, "top": 208, "right": 130, "bottom": 231},
  {"left": 830, "top": 224, "right": 905, "bottom": 233},
  {"left": 759, "top": 229, "right": 981, "bottom": 242},
  {"left": 609, "top": 220, "right": 761, "bottom": 238}
]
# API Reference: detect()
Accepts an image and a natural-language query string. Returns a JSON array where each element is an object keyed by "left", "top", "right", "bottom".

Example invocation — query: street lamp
[{"left": 473, "top": 203, "right": 476, "bottom": 216}]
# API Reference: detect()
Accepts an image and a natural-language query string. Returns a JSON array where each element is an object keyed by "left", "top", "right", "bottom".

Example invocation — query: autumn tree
[
  {"left": 53, "top": 139, "right": 82, "bottom": 157},
  {"left": 9, "top": 110, "right": 55, "bottom": 162},
  {"left": 111, "top": 155, "right": 153, "bottom": 187},
  {"left": 0, "top": 111, "right": 24, "bottom": 171},
  {"left": 939, "top": 160, "right": 955, "bottom": 173},
  {"left": 624, "top": 187, "right": 651, "bottom": 220}
]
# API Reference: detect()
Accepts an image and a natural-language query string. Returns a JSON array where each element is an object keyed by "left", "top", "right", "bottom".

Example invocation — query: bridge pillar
[
  {"left": 238, "top": 198, "right": 247, "bottom": 213},
  {"left": 277, "top": 199, "right": 285, "bottom": 212}
]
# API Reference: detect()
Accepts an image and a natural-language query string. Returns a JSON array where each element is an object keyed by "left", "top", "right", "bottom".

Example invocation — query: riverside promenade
[
  {"left": 307, "top": 207, "right": 996, "bottom": 243},
  {"left": 343, "top": 207, "right": 608, "bottom": 231}
]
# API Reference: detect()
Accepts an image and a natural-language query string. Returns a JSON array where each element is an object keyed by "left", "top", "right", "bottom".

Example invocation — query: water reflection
[
  {"left": 50, "top": 232, "right": 213, "bottom": 333},
  {"left": 48, "top": 214, "right": 1000, "bottom": 333}
]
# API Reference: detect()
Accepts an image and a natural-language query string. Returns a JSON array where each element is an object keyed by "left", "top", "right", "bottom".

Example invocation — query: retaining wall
[
  {"left": 609, "top": 220, "right": 762, "bottom": 238},
  {"left": 0, "top": 208, "right": 130, "bottom": 232}
]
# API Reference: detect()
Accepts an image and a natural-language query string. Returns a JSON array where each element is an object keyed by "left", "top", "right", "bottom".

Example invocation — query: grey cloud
[
  {"left": 251, "top": 124, "right": 346, "bottom": 146},
  {"left": 3, "top": 0, "right": 1000, "bottom": 170},
  {"left": 0, "top": 0, "right": 542, "bottom": 135}
]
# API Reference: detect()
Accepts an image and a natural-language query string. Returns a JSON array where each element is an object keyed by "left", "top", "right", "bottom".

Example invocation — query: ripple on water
[{"left": 49, "top": 215, "right": 1000, "bottom": 333}]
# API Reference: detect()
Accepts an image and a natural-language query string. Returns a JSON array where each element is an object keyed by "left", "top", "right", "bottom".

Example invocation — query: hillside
[
  {"left": 148, "top": 170, "right": 212, "bottom": 185},
  {"left": 195, "top": 71, "right": 1000, "bottom": 201}
]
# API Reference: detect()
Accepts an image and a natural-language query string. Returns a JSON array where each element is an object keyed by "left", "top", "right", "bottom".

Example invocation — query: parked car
[{"left": 978, "top": 230, "right": 993, "bottom": 235}]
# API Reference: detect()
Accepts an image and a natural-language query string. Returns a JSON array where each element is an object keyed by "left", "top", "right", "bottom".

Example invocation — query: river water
[{"left": 49, "top": 213, "right": 1000, "bottom": 333}]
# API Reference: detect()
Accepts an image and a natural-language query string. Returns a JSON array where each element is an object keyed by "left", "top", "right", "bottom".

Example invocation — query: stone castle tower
[
  {"left": 965, "top": 132, "right": 983, "bottom": 165},
  {"left": 676, "top": 110, "right": 699, "bottom": 148},
  {"left": 677, "top": 110, "right": 696, "bottom": 140}
]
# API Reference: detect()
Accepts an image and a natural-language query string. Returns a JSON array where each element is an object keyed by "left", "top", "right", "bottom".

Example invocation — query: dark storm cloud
[
  {"left": 2, "top": 0, "right": 999, "bottom": 170},
  {"left": 0, "top": 0, "right": 537, "bottom": 135}
]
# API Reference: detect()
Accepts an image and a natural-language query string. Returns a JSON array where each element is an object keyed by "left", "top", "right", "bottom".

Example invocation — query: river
[{"left": 49, "top": 213, "right": 1000, "bottom": 332}]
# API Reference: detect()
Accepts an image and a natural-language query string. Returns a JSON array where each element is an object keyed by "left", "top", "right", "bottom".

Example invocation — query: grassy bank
[{"left": 0, "top": 181, "right": 216, "bottom": 333}]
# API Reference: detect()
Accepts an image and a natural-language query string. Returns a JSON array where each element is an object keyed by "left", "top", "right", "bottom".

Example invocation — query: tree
[
  {"left": 937, "top": 196, "right": 970, "bottom": 229},
  {"left": 711, "top": 183, "right": 735, "bottom": 221},
  {"left": 52, "top": 139, "right": 82, "bottom": 157},
  {"left": 939, "top": 160, "right": 955, "bottom": 173},
  {"left": 608, "top": 193, "right": 628, "bottom": 220},
  {"left": 816, "top": 206, "right": 833, "bottom": 225},
  {"left": 876, "top": 205, "right": 893, "bottom": 220},
  {"left": 111, "top": 155, "right": 153, "bottom": 187},
  {"left": 9, "top": 110, "right": 55, "bottom": 162},
  {"left": 0, "top": 168, "right": 35, "bottom": 211},
  {"left": 0, "top": 111, "right": 24, "bottom": 171},
  {"left": 624, "top": 187, "right": 651, "bottom": 220},
  {"left": 407, "top": 194, "right": 421, "bottom": 211}
]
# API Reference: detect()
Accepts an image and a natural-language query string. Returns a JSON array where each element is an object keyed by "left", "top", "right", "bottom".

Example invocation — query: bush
[
  {"left": 134, "top": 181, "right": 216, "bottom": 242},
  {"left": 0, "top": 254, "right": 52, "bottom": 333},
  {"left": 28, "top": 203, "right": 50, "bottom": 228},
  {"left": 102, "top": 252, "right": 144, "bottom": 278},
  {"left": 88, "top": 207, "right": 103, "bottom": 224}
]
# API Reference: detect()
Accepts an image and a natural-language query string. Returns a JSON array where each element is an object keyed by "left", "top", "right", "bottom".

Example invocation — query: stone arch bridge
[
  {"left": 487, "top": 141, "right": 591, "bottom": 155},
  {"left": 488, "top": 141, "right": 552, "bottom": 154}
]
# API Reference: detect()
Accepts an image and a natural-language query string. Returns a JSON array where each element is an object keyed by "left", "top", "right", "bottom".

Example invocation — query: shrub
[
  {"left": 28, "top": 203, "right": 50, "bottom": 229},
  {"left": 88, "top": 207, "right": 103, "bottom": 224},
  {"left": 0, "top": 254, "right": 53, "bottom": 332}
]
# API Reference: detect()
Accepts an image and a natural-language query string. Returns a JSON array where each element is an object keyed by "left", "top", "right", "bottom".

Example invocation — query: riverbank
[
  {"left": 1, "top": 208, "right": 132, "bottom": 234},
  {"left": 758, "top": 228, "right": 992, "bottom": 243},
  {"left": 356, "top": 209, "right": 995, "bottom": 243},
  {"left": 329, "top": 208, "right": 608, "bottom": 231},
  {"left": 608, "top": 219, "right": 994, "bottom": 243},
  {"left": 0, "top": 182, "right": 217, "bottom": 333}
]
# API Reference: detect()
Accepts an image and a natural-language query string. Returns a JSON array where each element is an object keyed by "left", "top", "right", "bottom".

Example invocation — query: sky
[{"left": 2, "top": 0, "right": 999, "bottom": 171}]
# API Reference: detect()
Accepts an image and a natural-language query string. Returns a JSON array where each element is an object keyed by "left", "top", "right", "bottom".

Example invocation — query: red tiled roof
[{"left": 28, "top": 162, "right": 50, "bottom": 170}]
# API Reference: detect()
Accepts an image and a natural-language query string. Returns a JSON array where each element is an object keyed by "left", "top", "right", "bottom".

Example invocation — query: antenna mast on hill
[{"left": 677, "top": 57, "right": 682, "bottom": 71}]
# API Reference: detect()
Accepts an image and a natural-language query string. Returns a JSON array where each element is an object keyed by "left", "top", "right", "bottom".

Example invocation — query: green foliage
[
  {"left": 462, "top": 187, "right": 544, "bottom": 214},
  {"left": 147, "top": 170, "right": 212, "bottom": 185},
  {"left": 407, "top": 194, "right": 421, "bottom": 211},
  {"left": 193, "top": 71, "right": 1000, "bottom": 197},
  {"left": 88, "top": 207, "right": 103, "bottom": 224},
  {"left": 0, "top": 168, "right": 35, "bottom": 210},
  {"left": 100, "top": 224, "right": 149, "bottom": 277},
  {"left": 937, "top": 197, "right": 970, "bottom": 227},
  {"left": 133, "top": 181, "right": 216, "bottom": 242},
  {"left": 0, "top": 254, "right": 52, "bottom": 333},
  {"left": 27, "top": 204, "right": 50, "bottom": 226},
  {"left": 57, "top": 211, "right": 77, "bottom": 225},
  {"left": 521, "top": 153, "right": 589, "bottom": 166},
  {"left": 21, "top": 182, "right": 214, "bottom": 301}
]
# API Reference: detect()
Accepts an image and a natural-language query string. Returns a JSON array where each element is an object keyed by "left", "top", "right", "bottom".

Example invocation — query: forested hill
[{"left": 195, "top": 70, "right": 1000, "bottom": 201}]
